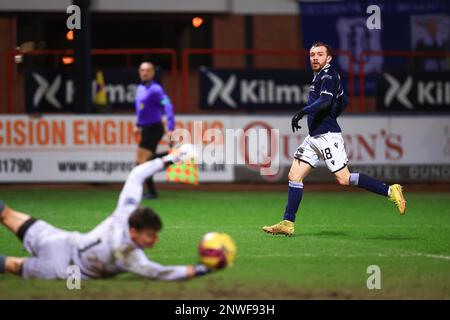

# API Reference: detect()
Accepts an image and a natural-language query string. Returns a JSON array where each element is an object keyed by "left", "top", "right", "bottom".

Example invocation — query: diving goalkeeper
[{"left": 0, "top": 145, "right": 216, "bottom": 280}]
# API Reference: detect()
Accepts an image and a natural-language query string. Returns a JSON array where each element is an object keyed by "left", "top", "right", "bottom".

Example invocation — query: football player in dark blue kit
[{"left": 263, "top": 41, "right": 406, "bottom": 236}]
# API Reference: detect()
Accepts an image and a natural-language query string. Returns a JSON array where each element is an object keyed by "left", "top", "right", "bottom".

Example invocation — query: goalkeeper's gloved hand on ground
[
  {"left": 192, "top": 261, "right": 227, "bottom": 277},
  {"left": 291, "top": 109, "right": 306, "bottom": 132},
  {"left": 193, "top": 264, "right": 213, "bottom": 277}
]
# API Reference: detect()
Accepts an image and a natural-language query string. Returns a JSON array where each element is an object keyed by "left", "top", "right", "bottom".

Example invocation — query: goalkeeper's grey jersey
[
  {"left": 70, "top": 159, "right": 190, "bottom": 280},
  {"left": 20, "top": 214, "right": 189, "bottom": 280},
  {"left": 21, "top": 158, "right": 191, "bottom": 281},
  {"left": 71, "top": 212, "right": 189, "bottom": 280}
]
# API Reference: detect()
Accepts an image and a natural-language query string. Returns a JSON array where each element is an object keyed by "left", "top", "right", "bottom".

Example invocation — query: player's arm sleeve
[
  {"left": 117, "top": 250, "right": 198, "bottom": 281},
  {"left": 334, "top": 89, "right": 349, "bottom": 117},
  {"left": 302, "top": 94, "right": 333, "bottom": 115},
  {"left": 112, "top": 159, "right": 165, "bottom": 223},
  {"left": 302, "top": 73, "right": 337, "bottom": 115},
  {"left": 162, "top": 97, "right": 175, "bottom": 131},
  {"left": 157, "top": 88, "right": 175, "bottom": 131},
  {"left": 134, "top": 89, "right": 141, "bottom": 127}
]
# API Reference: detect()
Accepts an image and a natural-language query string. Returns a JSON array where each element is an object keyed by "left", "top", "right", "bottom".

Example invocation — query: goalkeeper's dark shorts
[{"left": 139, "top": 121, "right": 164, "bottom": 153}]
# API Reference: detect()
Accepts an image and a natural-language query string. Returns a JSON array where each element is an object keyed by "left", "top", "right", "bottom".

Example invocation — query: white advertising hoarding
[
  {"left": 232, "top": 116, "right": 450, "bottom": 165},
  {"left": 1, "top": 115, "right": 449, "bottom": 182},
  {"left": 0, "top": 115, "right": 233, "bottom": 182}
]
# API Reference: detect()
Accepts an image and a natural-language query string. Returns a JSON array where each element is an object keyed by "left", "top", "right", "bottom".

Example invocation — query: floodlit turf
[{"left": 1, "top": 188, "right": 449, "bottom": 299}]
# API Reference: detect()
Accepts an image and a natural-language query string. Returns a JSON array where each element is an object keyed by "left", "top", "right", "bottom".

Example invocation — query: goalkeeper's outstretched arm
[
  {"left": 112, "top": 158, "right": 166, "bottom": 223},
  {"left": 116, "top": 249, "right": 211, "bottom": 281},
  {"left": 111, "top": 147, "right": 189, "bottom": 223}
]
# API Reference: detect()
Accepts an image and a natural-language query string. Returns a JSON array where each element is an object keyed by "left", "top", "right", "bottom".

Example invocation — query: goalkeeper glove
[{"left": 193, "top": 264, "right": 212, "bottom": 277}]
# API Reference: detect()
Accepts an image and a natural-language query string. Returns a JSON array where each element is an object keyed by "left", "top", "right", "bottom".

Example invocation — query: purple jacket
[{"left": 134, "top": 81, "right": 175, "bottom": 130}]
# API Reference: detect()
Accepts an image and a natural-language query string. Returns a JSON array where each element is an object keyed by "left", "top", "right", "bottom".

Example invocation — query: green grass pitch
[{"left": 1, "top": 188, "right": 449, "bottom": 299}]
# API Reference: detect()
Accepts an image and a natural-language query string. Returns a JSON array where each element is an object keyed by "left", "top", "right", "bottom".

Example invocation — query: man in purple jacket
[{"left": 134, "top": 62, "right": 175, "bottom": 199}]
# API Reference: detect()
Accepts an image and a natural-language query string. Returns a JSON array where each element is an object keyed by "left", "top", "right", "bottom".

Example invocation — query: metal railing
[
  {"left": 181, "top": 48, "right": 355, "bottom": 113},
  {"left": 3, "top": 48, "right": 178, "bottom": 113},
  {"left": 358, "top": 50, "right": 450, "bottom": 112}
]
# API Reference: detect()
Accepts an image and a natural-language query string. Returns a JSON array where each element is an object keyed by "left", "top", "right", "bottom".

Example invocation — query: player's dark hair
[
  {"left": 311, "top": 41, "right": 332, "bottom": 56},
  {"left": 128, "top": 207, "right": 162, "bottom": 231}
]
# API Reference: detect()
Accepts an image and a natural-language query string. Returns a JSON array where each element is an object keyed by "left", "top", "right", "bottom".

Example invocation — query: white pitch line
[
  {"left": 46, "top": 224, "right": 450, "bottom": 229},
  {"left": 238, "top": 252, "right": 450, "bottom": 261},
  {"left": 402, "top": 252, "right": 450, "bottom": 261},
  {"left": 164, "top": 224, "right": 450, "bottom": 229},
  {"left": 149, "top": 251, "right": 450, "bottom": 261}
]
